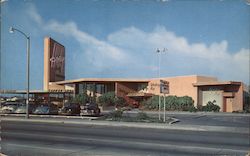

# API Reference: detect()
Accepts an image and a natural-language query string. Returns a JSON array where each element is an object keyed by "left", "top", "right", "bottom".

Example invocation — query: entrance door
[{"left": 225, "top": 98, "right": 233, "bottom": 112}]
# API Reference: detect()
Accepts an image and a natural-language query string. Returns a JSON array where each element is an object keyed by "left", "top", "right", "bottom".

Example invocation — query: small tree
[
  {"left": 141, "top": 95, "right": 159, "bottom": 110},
  {"left": 98, "top": 92, "right": 127, "bottom": 108},
  {"left": 202, "top": 100, "right": 220, "bottom": 112},
  {"left": 115, "top": 97, "right": 127, "bottom": 108},
  {"left": 71, "top": 93, "right": 89, "bottom": 105}
]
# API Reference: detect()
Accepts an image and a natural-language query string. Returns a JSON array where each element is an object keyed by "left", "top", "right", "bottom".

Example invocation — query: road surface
[{"left": 1, "top": 119, "right": 249, "bottom": 156}]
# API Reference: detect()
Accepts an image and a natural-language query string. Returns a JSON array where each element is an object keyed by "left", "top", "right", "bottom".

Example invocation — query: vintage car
[
  {"left": 33, "top": 104, "right": 58, "bottom": 115},
  {"left": 80, "top": 102, "right": 100, "bottom": 116},
  {"left": 58, "top": 103, "right": 80, "bottom": 115}
]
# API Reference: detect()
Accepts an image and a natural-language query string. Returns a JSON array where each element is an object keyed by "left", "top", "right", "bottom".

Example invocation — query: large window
[
  {"left": 96, "top": 84, "right": 106, "bottom": 94},
  {"left": 138, "top": 83, "right": 148, "bottom": 92}
]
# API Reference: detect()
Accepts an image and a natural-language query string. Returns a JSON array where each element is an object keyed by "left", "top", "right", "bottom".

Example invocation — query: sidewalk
[{"left": 1, "top": 116, "right": 249, "bottom": 134}]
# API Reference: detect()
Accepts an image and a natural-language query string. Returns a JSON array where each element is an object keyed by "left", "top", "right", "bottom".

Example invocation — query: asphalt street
[
  {"left": 1, "top": 119, "right": 249, "bottom": 156},
  {"left": 121, "top": 111, "right": 250, "bottom": 128}
]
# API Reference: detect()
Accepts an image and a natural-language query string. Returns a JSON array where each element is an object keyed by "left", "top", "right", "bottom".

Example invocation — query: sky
[{"left": 1, "top": 0, "right": 250, "bottom": 90}]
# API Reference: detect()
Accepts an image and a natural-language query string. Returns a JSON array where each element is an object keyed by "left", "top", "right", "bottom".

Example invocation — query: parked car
[
  {"left": 14, "top": 104, "right": 37, "bottom": 114},
  {"left": 6, "top": 96, "right": 25, "bottom": 102},
  {"left": 80, "top": 102, "right": 100, "bottom": 116},
  {"left": 33, "top": 104, "right": 58, "bottom": 115},
  {"left": 0, "top": 102, "right": 23, "bottom": 114},
  {"left": 58, "top": 103, "right": 80, "bottom": 115}
]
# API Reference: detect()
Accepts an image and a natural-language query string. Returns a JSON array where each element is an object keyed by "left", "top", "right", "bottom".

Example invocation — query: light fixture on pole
[
  {"left": 156, "top": 48, "right": 167, "bottom": 121},
  {"left": 9, "top": 26, "right": 30, "bottom": 119}
]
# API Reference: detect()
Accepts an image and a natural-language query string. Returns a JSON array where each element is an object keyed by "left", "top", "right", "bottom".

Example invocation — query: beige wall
[
  {"left": 232, "top": 83, "right": 243, "bottom": 111},
  {"left": 147, "top": 75, "right": 217, "bottom": 107},
  {"left": 47, "top": 82, "right": 65, "bottom": 91},
  {"left": 43, "top": 37, "right": 50, "bottom": 91}
]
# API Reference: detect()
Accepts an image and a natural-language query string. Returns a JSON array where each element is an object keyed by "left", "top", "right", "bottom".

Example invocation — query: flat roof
[
  {"left": 55, "top": 75, "right": 220, "bottom": 85},
  {"left": 55, "top": 78, "right": 151, "bottom": 85},
  {"left": 193, "top": 81, "right": 241, "bottom": 87}
]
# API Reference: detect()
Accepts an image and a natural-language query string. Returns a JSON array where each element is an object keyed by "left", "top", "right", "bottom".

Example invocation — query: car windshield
[
  {"left": 16, "top": 106, "right": 26, "bottom": 110},
  {"left": 36, "top": 106, "right": 49, "bottom": 112},
  {"left": 64, "top": 103, "right": 78, "bottom": 108}
]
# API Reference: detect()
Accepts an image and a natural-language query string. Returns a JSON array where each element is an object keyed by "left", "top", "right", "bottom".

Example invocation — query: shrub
[
  {"left": 98, "top": 92, "right": 127, "bottom": 108},
  {"left": 136, "top": 112, "right": 150, "bottom": 120},
  {"left": 202, "top": 101, "right": 220, "bottom": 112},
  {"left": 141, "top": 95, "right": 195, "bottom": 111},
  {"left": 115, "top": 97, "right": 127, "bottom": 108},
  {"left": 109, "top": 110, "right": 123, "bottom": 119},
  {"left": 141, "top": 95, "right": 159, "bottom": 110},
  {"left": 71, "top": 93, "right": 89, "bottom": 105},
  {"left": 188, "top": 106, "right": 198, "bottom": 112}
]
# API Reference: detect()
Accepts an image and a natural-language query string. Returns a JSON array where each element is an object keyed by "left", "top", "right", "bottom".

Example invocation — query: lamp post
[
  {"left": 156, "top": 48, "right": 167, "bottom": 121},
  {"left": 9, "top": 27, "right": 30, "bottom": 119}
]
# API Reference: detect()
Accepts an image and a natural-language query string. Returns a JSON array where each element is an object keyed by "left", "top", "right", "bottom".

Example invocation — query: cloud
[
  {"left": 26, "top": 4, "right": 129, "bottom": 71},
  {"left": 0, "top": 0, "right": 8, "bottom": 3},
  {"left": 108, "top": 26, "right": 249, "bottom": 82},
  {"left": 27, "top": 4, "right": 249, "bottom": 83}
]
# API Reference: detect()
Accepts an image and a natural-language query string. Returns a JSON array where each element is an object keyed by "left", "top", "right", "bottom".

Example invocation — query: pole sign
[
  {"left": 49, "top": 38, "right": 65, "bottom": 82},
  {"left": 160, "top": 80, "right": 169, "bottom": 94}
]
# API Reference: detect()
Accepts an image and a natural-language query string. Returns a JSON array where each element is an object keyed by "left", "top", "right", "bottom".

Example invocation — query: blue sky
[{"left": 1, "top": 0, "right": 249, "bottom": 90}]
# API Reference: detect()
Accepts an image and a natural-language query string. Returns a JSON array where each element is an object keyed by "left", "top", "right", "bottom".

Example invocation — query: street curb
[
  {"left": 115, "top": 110, "right": 250, "bottom": 117},
  {"left": 0, "top": 114, "right": 98, "bottom": 120},
  {"left": 2, "top": 117, "right": 248, "bottom": 134}
]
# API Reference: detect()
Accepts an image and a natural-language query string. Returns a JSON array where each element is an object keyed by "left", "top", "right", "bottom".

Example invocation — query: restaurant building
[{"left": 43, "top": 37, "right": 247, "bottom": 112}]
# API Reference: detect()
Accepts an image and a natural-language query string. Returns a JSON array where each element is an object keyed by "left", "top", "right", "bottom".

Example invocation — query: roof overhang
[
  {"left": 55, "top": 78, "right": 150, "bottom": 85},
  {"left": 193, "top": 81, "right": 241, "bottom": 87}
]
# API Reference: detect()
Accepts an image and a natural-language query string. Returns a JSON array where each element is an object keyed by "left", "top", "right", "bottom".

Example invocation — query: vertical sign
[
  {"left": 44, "top": 37, "right": 65, "bottom": 91},
  {"left": 160, "top": 80, "right": 169, "bottom": 94},
  {"left": 49, "top": 39, "right": 65, "bottom": 82}
]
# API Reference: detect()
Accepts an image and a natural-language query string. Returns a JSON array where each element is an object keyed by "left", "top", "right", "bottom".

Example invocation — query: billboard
[{"left": 49, "top": 38, "right": 65, "bottom": 82}]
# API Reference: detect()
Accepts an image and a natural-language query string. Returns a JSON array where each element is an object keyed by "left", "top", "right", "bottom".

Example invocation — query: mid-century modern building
[
  {"left": 52, "top": 76, "right": 246, "bottom": 112},
  {"left": 42, "top": 37, "right": 248, "bottom": 112}
]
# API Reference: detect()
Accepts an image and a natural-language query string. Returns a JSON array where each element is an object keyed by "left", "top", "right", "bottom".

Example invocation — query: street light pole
[
  {"left": 9, "top": 27, "right": 30, "bottom": 119},
  {"left": 156, "top": 48, "right": 167, "bottom": 121},
  {"left": 156, "top": 48, "right": 161, "bottom": 121}
]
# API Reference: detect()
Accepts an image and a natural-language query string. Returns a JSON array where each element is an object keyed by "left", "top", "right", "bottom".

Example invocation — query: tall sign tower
[{"left": 43, "top": 37, "right": 65, "bottom": 91}]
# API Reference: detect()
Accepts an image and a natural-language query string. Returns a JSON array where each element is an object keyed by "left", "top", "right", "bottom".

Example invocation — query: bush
[
  {"left": 71, "top": 93, "right": 89, "bottom": 105},
  {"left": 202, "top": 101, "right": 220, "bottom": 112},
  {"left": 108, "top": 110, "right": 123, "bottom": 119},
  {"left": 141, "top": 95, "right": 159, "bottom": 110},
  {"left": 115, "top": 97, "right": 127, "bottom": 108},
  {"left": 188, "top": 106, "right": 198, "bottom": 112},
  {"left": 98, "top": 92, "right": 127, "bottom": 108},
  {"left": 136, "top": 112, "right": 150, "bottom": 120},
  {"left": 141, "top": 95, "right": 195, "bottom": 111}
]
